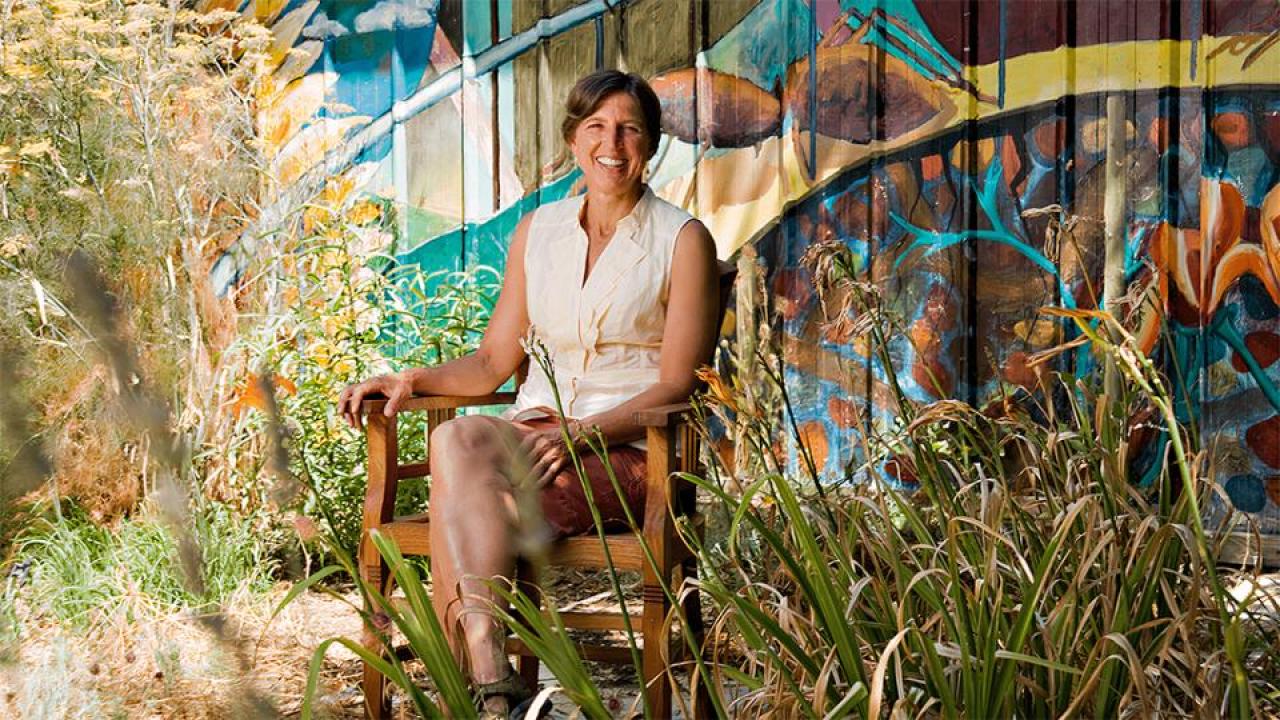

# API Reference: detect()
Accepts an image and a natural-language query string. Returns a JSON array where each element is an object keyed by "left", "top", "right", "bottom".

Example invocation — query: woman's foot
[{"left": 475, "top": 669, "right": 532, "bottom": 718}]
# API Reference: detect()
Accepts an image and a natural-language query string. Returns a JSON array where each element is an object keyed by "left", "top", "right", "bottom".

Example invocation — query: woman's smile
[{"left": 570, "top": 92, "right": 650, "bottom": 194}]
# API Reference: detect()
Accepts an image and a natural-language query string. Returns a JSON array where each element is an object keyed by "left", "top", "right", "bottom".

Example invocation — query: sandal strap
[{"left": 475, "top": 670, "right": 534, "bottom": 705}]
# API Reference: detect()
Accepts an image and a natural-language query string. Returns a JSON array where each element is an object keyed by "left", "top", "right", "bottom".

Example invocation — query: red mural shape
[
  {"left": 649, "top": 68, "right": 782, "bottom": 148},
  {"left": 909, "top": 284, "right": 958, "bottom": 398},
  {"left": 1212, "top": 111, "right": 1253, "bottom": 151},
  {"left": 1246, "top": 415, "right": 1280, "bottom": 469},
  {"left": 1230, "top": 331, "right": 1280, "bottom": 372},
  {"left": 828, "top": 396, "right": 861, "bottom": 429}
]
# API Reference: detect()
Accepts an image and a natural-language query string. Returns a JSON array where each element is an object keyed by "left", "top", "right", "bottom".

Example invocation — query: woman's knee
[{"left": 429, "top": 416, "right": 510, "bottom": 478}]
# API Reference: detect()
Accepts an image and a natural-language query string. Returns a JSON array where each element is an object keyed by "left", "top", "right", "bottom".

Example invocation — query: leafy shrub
[
  {"left": 0, "top": 1, "right": 267, "bottom": 520},
  {"left": 238, "top": 191, "right": 501, "bottom": 553}
]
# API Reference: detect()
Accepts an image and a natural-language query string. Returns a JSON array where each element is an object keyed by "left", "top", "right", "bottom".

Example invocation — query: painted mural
[{"left": 221, "top": 0, "right": 1280, "bottom": 530}]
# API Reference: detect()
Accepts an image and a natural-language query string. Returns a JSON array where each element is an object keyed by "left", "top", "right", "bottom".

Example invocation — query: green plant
[
  {"left": 667, "top": 242, "right": 1279, "bottom": 718},
  {"left": 269, "top": 527, "right": 476, "bottom": 719},
  {"left": 244, "top": 192, "right": 500, "bottom": 553},
  {"left": 0, "top": 563, "right": 20, "bottom": 665},
  {"left": 0, "top": 0, "right": 270, "bottom": 522},
  {"left": 11, "top": 501, "right": 276, "bottom": 629}
]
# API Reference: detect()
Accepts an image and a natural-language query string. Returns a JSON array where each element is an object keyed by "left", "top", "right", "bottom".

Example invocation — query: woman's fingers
[
  {"left": 337, "top": 385, "right": 358, "bottom": 429},
  {"left": 520, "top": 430, "right": 569, "bottom": 487},
  {"left": 384, "top": 384, "right": 407, "bottom": 417},
  {"left": 534, "top": 446, "right": 567, "bottom": 488},
  {"left": 346, "top": 385, "right": 367, "bottom": 431}
]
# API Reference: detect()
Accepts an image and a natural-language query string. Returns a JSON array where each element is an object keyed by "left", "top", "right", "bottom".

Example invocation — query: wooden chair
[{"left": 357, "top": 264, "right": 735, "bottom": 719}]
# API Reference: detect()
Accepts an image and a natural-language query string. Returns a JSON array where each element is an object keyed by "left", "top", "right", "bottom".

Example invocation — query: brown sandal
[{"left": 475, "top": 670, "right": 542, "bottom": 719}]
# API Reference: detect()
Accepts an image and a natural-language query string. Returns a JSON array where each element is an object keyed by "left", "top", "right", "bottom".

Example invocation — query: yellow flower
[
  {"left": 302, "top": 205, "right": 331, "bottom": 234},
  {"left": 307, "top": 340, "right": 334, "bottom": 368},
  {"left": 347, "top": 200, "right": 381, "bottom": 226},
  {"left": 320, "top": 174, "right": 356, "bottom": 206}
]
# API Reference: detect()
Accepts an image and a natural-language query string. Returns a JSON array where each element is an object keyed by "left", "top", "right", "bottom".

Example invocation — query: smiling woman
[
  {"left": 336, "top": 69, "right": 719, "bottom": 718},
  {"left": 561, "top": 70, "right": 663, "bottom": 199}
]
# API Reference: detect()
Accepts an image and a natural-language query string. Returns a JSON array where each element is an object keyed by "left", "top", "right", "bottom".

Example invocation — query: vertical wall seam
[
  {"left": 491, "top": 0, "right": 501, "bottom": 213},
  {"left": 964, "top": 0, "right": 979, "bottom": 406}
]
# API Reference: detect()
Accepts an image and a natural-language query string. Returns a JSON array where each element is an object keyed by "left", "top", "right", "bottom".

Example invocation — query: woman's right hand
[{"left": 337, "top": 372, "right": 414, "bottom": 431}]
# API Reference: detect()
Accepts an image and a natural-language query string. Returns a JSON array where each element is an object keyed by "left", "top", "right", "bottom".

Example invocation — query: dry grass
[{"left": 0, "top": 586, "right": 367, "bottom": 720}]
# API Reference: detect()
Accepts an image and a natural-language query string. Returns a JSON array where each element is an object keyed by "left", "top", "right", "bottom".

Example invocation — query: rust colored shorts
[{"left": 516, "top": 416, "right": 648, "bottom": 538}]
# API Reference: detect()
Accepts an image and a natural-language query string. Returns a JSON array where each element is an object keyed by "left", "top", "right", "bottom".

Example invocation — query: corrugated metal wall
[{"left": 244, "top": 0, "right": 1280, "bottom": 530}]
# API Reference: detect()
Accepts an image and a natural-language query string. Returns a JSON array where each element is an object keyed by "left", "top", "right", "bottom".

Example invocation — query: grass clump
[
  {"left": 668, "top": 241, "right": 1280, "bottom": 718},
  {"left": 11, "top": 502, "right": 277, "bottom": 629}
]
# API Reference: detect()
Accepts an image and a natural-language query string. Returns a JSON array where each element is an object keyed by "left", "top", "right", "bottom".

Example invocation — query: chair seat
[{"left": 364, "top": 513, "right": 703, "bottom": 572}]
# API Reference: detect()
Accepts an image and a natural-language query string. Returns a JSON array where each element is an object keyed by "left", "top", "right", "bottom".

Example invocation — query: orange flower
[
  {"left": 1149, "top": 179, "right": 1280, "bottom": 337},
  {"left": 695, "top": 366, "right": 738, "bottom": 414},
  {"left": 231, "top": 373, "right": 298, "bottom": 417}
]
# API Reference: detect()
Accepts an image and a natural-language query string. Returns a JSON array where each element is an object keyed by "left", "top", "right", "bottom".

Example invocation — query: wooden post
[
  {"left": 641, "top": 422, "right": 678, "bottom": 719},
  {"left": 361, "top": 410, "right": 398, "bottom": 720},
  {"left": 1103, "top": 94, "right": 1127, "bottom": 401}
]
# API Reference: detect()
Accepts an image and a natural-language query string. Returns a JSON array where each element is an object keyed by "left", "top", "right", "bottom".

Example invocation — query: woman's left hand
[{"left": 514, "top": 422, "right": 579, "bottom": 488}]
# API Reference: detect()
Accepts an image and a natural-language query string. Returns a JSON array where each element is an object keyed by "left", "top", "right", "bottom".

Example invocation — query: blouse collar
[{"left": 576, "top": 184, "right": 652, "bottom": 239}]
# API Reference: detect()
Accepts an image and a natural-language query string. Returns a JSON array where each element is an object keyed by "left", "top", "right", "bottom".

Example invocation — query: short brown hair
[{"left": 561, "top": 69, "right": 663, "bottom": 159}]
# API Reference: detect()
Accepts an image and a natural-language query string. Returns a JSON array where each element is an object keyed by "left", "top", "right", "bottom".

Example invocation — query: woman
[{"left": 337, "top": 69, "right": 719, "bottom": 717}]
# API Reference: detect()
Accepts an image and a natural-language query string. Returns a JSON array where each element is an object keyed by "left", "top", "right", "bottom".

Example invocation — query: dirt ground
[
  {"left": 6, "top": 569, "right": 1273, "bottom": 718},
  {"left": 0, "top": 568, "right": 649, "bottom": 719}
]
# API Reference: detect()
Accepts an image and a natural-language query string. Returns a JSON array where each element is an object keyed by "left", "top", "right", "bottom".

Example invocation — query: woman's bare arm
[
  {"left": 399, "top": 215, "right": 532, "bottom": 395},
  {"left": 338, "top": 214, "right": 532, "bottom": 427}
]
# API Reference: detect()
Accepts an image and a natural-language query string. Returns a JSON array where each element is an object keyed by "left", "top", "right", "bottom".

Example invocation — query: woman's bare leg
[{"left": 428, "top": 415, "right": 526, "bottom": 709}]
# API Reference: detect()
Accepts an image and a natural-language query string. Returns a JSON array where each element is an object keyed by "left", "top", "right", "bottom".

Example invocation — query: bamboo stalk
[
  {"left": 735, "top": 245, "right": 759, "bottom": 481},
  {"left": 1102, "top": 94, "right": 1127, "bottom": 401}
]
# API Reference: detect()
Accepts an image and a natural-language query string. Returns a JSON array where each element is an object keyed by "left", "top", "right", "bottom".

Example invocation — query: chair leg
[
  {"left": 514, "top": 559, "right": 541, "bottom": 689},
  {"left": 681, "top": 558, "right": 712, "bottom": 720},
  {"left": 642, "top": 582, "right": 673, "bottom": 719},
  {"left": 360, "top": 558, "right": 392, "bottom": 720}
]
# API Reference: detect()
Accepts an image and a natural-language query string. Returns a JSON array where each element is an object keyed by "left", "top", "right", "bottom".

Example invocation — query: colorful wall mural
[{"left": 221, "top": 0, "right": 1280, "bottom": 531}]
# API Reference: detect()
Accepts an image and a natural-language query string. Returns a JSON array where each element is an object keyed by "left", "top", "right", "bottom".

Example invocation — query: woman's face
[{"left": 568, "top": 91, "right": 650, "bottom": 197}]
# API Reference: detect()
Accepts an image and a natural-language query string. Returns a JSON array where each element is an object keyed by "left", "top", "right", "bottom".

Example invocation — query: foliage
[
  {"left": 673, "top": 242, "right": 1280, "bottom": 718},
  {"left": 11, "top": 501, "right": 277, "bottom": 629},
  {"left": 238, "top": 188, "right": 501, "bottom": 553},
  {"left": 0, "top": 0, "right": 268, "bottom": 518},
  {"left": 266, "top": 527, "right": 475, "bottom": 719},
  {"left": 292, "top": 242, "right": 1279, "bottom": 719}
]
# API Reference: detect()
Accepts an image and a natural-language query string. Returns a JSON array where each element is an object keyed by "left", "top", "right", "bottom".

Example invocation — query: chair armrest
[
  {"left": 634, "top": 402, "right": 694, "bottom": 427},
  {"left": 360, "top": 391, "right": 518, "bottom": 416}
]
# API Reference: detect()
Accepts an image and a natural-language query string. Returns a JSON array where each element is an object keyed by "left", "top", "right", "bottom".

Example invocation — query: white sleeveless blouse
[{"left": 506, "top": 186, "right": 694, "bottom": 424}]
